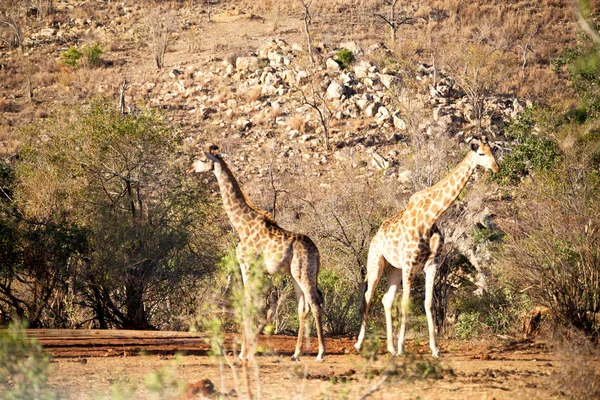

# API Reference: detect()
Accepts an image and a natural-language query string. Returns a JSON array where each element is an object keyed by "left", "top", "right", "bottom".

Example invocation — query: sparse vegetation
[
  {"left": 334, "top": 48, "right": 354, "bottom": 69},
  {"left": 0, "top": 321, "right": 58, "bottom": 400},
  {"left": 1, "top": 0, "right": 600, "bottom": 398}
]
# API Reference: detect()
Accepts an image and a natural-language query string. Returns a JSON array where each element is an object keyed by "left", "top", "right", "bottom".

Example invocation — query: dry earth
[{"left": 20, "top": 329, "right": 575, "bottom": 399}]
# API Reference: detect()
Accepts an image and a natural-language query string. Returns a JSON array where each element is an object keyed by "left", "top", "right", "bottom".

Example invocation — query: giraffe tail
[{"left": 316, "top": 288, "right": 324, "bottom": 306}]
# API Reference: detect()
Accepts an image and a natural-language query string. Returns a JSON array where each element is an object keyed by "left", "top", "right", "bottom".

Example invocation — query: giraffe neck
[
  {"left": 212, "top": 158, "right": 266, "bottom": 234},
  {"left": 419, "top": 152, "right": 477, "bottom": 225}
]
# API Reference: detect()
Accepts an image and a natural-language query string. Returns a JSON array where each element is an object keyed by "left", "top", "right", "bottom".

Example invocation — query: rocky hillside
[{"left": 0, "top": 0, "right": 583, "bottom": 271}]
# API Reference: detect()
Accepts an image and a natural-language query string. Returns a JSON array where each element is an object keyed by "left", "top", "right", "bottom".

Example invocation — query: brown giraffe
[
  {"left": 192, "top": 144, "right": 326, "bottom": 361},
  {"left": 354, "top": 136, "right": 499, "bottom": 358}
]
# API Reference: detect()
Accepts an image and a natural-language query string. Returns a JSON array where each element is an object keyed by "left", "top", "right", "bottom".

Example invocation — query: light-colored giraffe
[
  {"left": 192, "top": 144, "right": 326, "bottom": 361},
  {"left": 354, "top": 136, "right": 499, "bottom": 358}
]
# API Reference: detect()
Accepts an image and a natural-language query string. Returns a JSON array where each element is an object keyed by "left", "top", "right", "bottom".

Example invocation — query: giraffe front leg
[
  {"left": 236, "top": 245, "right": 251, "bottom": 361},
  {"left": 424, "top": 266, "right": 441, "bottom": 358},
  {"left": 355, "top": 248, "right": 387, "bottom": 352},
  {"left": 397, "top": 268, "right": 413, "bottom": 356}
]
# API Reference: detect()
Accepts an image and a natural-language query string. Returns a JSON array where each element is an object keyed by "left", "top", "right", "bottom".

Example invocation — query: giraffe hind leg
[
  {"left": 291, "top": 279, "right": 309, "bottom": 361},
  {"left": 424, "top": 229, "right": 443, "bottom": 358},
  {"left": 290, "top": 254, "right": 326, "bottom": 361},
  {"left": 382, "top": 266, "right": 402, "bottom": 355}
]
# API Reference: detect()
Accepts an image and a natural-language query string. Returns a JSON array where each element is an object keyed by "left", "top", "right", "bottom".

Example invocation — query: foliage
[
  {"left": 452, "top": 284, "right": 528, "bottom": 339},
  {"left": 0, "top": 320, "right": 59, "bottom": 400},
  {"left": 60, "top": 44, "right": 103, "bottom": 68},
  {"left": 493, "top": 107, "right": 561, "bottom": 185},
  {"left": 358, "top": 338, "right": 454, "bottom": 399},
  {"left": 83, "top": 44, "right": 103, "bottom": 68},
  {"left": 2, "top": 98, "right": 223, "bottom": 329},
  {"left": 143, "top": 356, "right": 187, "bottom": 400},
  {"left": 60, "top": 46, "right": 82, "bottom": 67},
  {"left": 319, "top": 269, "right": 361, "bottom": 335},
  {"left": 334, "top": 48, "right": 354, "bottom": 70},
  {"left": 552, "top": 334, "right": 600, "bottom": 400},
  {"left": 454, "top": 312, "right": 481, "bottom": 339},
  {"left": 499, "top": 153, "right": 600, "bottom": 337}
]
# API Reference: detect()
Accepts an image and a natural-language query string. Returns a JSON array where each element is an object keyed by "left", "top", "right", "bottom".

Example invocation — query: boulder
[
  {"left": 326, "top": 58, "right": 341, "bottom": 71},
  {"left": 398, "top": 170, "right": 413, "bottom": 184},
  {"left": 236, "top": 56, "right": 261, "bottom": 72},
  {"left": 326, "top": 80, "right": 346, "bottom": 100},
  {"left": 40, "top": 27, "right": 56, "bottom": 37},
  {"left": 372, "top": 152, "right": 390, "bottom": 170},
  {"left": 365, "top": 102, "right": 380, "bottom": 117},
  {"left": 379, "top": 73, "right": 399, "bottom": 89},
  {"left": 393, "top": 112, "right": 406, "bottom": 130}
]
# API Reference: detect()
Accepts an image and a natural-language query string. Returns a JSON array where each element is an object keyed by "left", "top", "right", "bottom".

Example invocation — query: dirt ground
[{"left": 17, "top": 329, "right": 580, "bottom": 399}]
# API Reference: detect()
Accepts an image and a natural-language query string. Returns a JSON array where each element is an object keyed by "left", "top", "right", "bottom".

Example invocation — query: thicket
[
  {"left": 0, "top": 321, "right": 58, "bottom": 400},
  {"left": 496, "top": 36, "right": 600, "bottom": 338},
  {"left": 0, "top": 99, "right": 224, "bottom": 329}
]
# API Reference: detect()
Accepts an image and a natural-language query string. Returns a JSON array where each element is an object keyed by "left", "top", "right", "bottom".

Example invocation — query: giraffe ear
[
  {"left": 205, "top": 144, "right": 220, "bottom": 155},
  {"left": 204, "top": 144, "right": 220, "bottom": 161},
  {"left": 469, "top": 138, "right": 481, "bottom": 152}
]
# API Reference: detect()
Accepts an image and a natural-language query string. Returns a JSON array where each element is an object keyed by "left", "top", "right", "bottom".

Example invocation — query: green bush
[
  {"left": 60, "top": 44, "right": 103, "bottom": 68},
  {"left": 452, "top": 285, "right": 529, "bottom": 338},
  {"left": 500, "top": 159, "right": 600, "bottom": 337},
  {"left": 493, "top": 108, "right": 561, "bottom": 185},
  {"left": 0, "top": 320, "right": 59, "bottom": 400},
  {"left": 335, "top": 48, "right": 354, "bottom": 70},
  {"left": 61, "top": 46, "right": 82, "bottom": 67},
  {"left": 454, "top": 312, "right": 481, "bottom": 339},
  {"left": 83, "top": 44, "right": 103, "bottom": 68},
  {"left": 319, "top": 269, "right": 361, "bottom": 335}
]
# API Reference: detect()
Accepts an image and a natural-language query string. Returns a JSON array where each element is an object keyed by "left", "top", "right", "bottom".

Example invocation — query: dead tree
[
  {"left": 299, "top": 0, "right": 315, "bottom": 67},
  {"left": 374, "top": 0, "right": 414, "bottom": 44}
]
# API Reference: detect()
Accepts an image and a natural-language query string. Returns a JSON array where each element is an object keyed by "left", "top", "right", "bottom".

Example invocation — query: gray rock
[
  {"left": 379, "top": 73, "right": 399, "bottom": 89},
  {"left": 326, "top": 58, "right": 341, "bottom": 71},
  {"left": 372, "top": 152, "right": 390, "bottom": 170},
  {"left": 393, "top": 112, "right": 406, "bottom": 130},
  {"left": 40, "top": 27, "right": 56, "bottom": 37},
  {"left": 236, "top": 56, "right": 261, "bottom": 72},
  {"left": 326, "top": 80, "right": 346, "bottom": 100}
]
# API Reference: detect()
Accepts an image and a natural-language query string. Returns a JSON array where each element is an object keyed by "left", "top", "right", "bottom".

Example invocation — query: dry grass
[
  {"left": 553, "top": 333, "right": 600, "bottom": 400},
  {"left": 288, "top": 115, "right": 306, "bottom": 132},
  {"left": 245, "top": 85, "right": 263, "bottom": 102}
]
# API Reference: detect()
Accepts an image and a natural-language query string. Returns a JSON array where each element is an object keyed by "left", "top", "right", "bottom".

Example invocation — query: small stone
[{"left": 326, "top": 58, "right": 341, "bottom": 71}]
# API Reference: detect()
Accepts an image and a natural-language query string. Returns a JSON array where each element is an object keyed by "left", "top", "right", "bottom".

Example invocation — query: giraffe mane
[{"left": 213, "top": 151, "right": 277, "bottom": 224}]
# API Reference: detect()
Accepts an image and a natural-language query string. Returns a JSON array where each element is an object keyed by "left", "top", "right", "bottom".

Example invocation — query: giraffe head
[
  {"left": 468, "top": 136, "right": 499, "bottom": 173},
  {"left": 191, "top": 144, "right": 222, "bottom": 173}
]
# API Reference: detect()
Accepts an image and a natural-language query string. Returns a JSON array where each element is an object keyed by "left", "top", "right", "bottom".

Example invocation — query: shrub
[
  {"left": 0, "top": 320, "right": 59, "bottom": 400},
  {"left": 83, "top": 44, "right": 103, "bottom": 68},
  {"left": 452, "top": 284, "right": 528, "bottom": 339},
  {"left": 552, "top": 334, "right": 600, "bottom": 400},
  {"left": 454, "top": 312, "right": 481, "bottom": 339},
  {"left": 61, "top": 44, "right": 103, "bottom": 69},
  {"left": 493, "top": 107, "right": 561, "bottom": 185},
  {"left": 319, "top": 269, "right": 361, "bottom": 335},
  {"left": 61, "top": 46, "right": 82, "bottom": 67},
  {"left": 335, "top": 48, "right": 354, "bottom": 69},
  {"left": 499, "top": 158, "right": 600, "bottom": 337}
]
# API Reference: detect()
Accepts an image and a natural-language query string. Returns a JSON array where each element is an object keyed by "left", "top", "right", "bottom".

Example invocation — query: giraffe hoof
[{"left": 291, "top": 355, "right": 300, "bottom": 361}]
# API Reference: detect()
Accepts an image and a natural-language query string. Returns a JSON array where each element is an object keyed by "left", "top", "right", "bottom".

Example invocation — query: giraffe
[
  {"left": 192, "top": 144, "right": 326, "bottom": 361},
  {"left": 354, "top": 136, "right": 499, "bottom": 358}
]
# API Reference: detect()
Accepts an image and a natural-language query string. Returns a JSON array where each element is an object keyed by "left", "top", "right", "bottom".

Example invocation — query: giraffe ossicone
[
  {"left": 354, "top": 136, "right": 499, "bottom": 358},
  {"left": 192, "top": 144, "right": 326, "bottom": 362}
]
